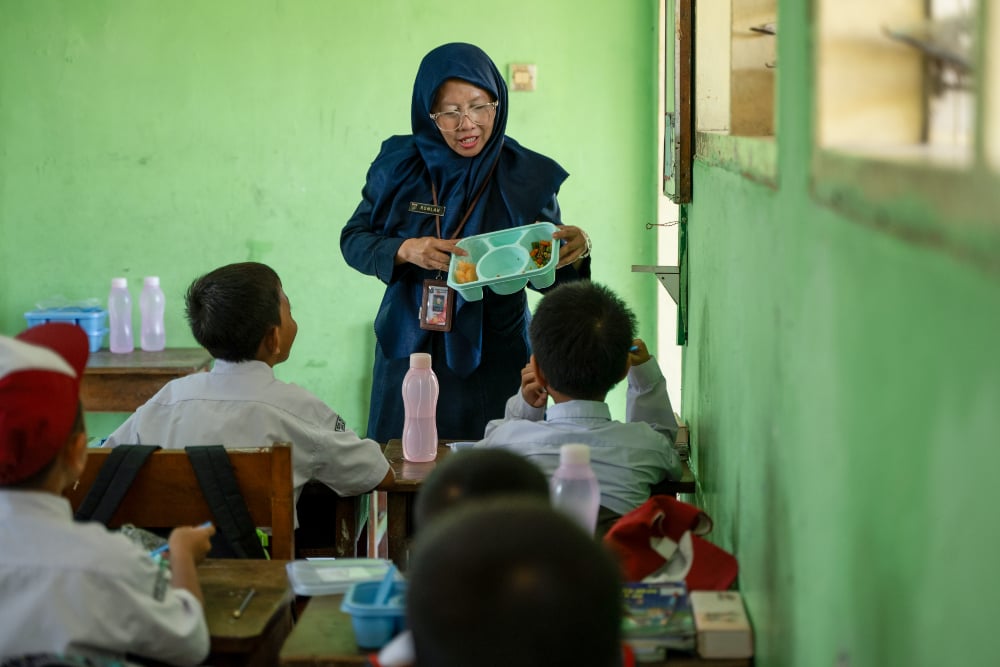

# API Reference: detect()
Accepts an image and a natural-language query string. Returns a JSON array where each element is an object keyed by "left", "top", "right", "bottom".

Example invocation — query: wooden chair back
[{"left": 65, "top": 443, "right": 295, "bottom": 559}]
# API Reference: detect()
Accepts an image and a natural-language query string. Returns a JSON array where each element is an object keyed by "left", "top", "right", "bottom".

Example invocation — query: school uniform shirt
[
  {"left": 103, "top": 359, "right": 390, "bottom": 522},
  {"left": 477, "top": 358, "right": 684, "bottom": 516},
  {"left": 0, "top": 490, "right": 208, "bottom": 665}
]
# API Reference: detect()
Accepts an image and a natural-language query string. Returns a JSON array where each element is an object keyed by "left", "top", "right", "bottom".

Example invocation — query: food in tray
[
  {"left": 454, "top": 260, "right": 478, "bottom": 284},
  {"left": 530, "top": 240, "right": 553, "bottom": 267}
]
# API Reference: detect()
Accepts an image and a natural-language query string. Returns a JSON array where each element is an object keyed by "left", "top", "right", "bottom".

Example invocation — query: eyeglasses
[{"left": 429, "top": 101, "right": 499, "bottom": 132}]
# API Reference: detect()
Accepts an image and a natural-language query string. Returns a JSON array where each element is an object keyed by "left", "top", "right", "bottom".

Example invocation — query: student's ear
[
  {"left": 62, "top": 431, "right": 88, "bottom": 488},
  {"left": 529, "top": 355, "right": 549, "bottom": 389},
  {"left": 257, "top": 325, "right": 280, "bottom": 364},
  {"left": 620, "top": 356, "right": 631, "bottom": 381}
]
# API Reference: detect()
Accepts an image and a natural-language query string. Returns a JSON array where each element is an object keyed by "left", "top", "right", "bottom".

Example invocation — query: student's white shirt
[
  {"left": 0, "top": 491, "right": 208, "bottom": 665},
  {"left": 103, "top": 359, "right": 390, "bottom": 522},
  {"left": 478, "top": 358, "right": 682, "bottom": 516}
]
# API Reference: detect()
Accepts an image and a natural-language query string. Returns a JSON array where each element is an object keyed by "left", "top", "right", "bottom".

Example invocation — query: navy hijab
[{"left": 364, "top": 43, "right": 569, "bottom": 377}]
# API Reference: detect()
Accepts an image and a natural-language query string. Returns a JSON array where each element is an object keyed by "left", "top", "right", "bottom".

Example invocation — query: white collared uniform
[
  {"left": 103, "top": 359, "right": 390, "bottom": 521},
  {"left": 0, "top": 491, "right": 208, "bottom": 665},
  {"left": 477, "top": 358, "right": 683, "bottom": 516}
]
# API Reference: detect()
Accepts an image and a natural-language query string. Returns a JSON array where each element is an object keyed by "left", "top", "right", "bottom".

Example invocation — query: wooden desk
[
  {"left": 199, "top": 558, "right": 295, "bottom": 667},
  {"left": 81, "top": 347, "right": 212, "bottom": 412},
  {"left": 279, "top": 593, "right": 750, "bottom": 667},
  {"left": 371, "top": 440, "right": 696, "bottom": 569},
  {"left": 279, "top": 594, "right": 367, "bottom": 666}
]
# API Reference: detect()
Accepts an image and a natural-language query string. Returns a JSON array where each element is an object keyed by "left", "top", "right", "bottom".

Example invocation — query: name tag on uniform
[{"left": 409, "top": 201, "right": 446, "bottom": 216}]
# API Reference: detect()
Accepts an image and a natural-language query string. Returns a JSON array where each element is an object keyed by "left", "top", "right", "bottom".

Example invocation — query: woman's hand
[
  {"left": 552, "top": 225, "right": 591, "bottom": 268},
  {"left": 519, "top": 362, "right": 549, "bottom": 408},
  {"left": 396, "top": 237, "right": 467, "bottom": 272}
]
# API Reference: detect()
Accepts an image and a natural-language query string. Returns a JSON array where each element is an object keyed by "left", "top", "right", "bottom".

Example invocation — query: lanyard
[{"left": 430, "top": 157, "right": 499, "bottom": 240}]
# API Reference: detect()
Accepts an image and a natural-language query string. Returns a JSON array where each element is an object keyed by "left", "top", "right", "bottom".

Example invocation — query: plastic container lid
[
  {"left": 559, "top": 443, "right": 591, "bottom": 465},
  {"left": 409, "top": 352, "right": 432, "bottom": 369},
  {"left": 285, "top": 558, "right": 396, "bottom": 596},
  {"left": 111, "top": 277, "right": 128, "bottom": 288},
  {"left": 143, "top": 276, "right": 160, "bottom": 287}
]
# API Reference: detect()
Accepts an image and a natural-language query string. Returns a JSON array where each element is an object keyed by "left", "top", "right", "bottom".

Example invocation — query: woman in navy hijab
[{"left": 341, "top": 42, "right": 591, "bottom": 443}]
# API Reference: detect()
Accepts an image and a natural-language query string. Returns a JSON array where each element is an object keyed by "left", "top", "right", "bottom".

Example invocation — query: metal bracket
[{"left": 632, "top": 265, "right": 680, "bottom": 305}]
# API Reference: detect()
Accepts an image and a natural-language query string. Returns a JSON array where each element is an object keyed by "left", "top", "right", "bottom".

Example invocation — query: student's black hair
[
  {"left": 184, "top": 262, "right": 283, "bottom": 362},
  {"left": 529, "top": 280, "right": 637, "bottom": 400},
  {"left": 408, "top": 498, "right": 624, "bottom": 667},
  {"left": 413, "top": 448, "right": 549, "bottom": 531}
]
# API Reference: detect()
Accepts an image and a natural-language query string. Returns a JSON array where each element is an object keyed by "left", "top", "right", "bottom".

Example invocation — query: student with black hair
[
  {"left": 413, "top": 447, "right": 549, "bottom": 530},
  {"left": 476, "top": 280, "right": 683, "bottom": 534},
  {"left": 372, "top": 448, "right": 551, "bottom": 667},
  {"left": 104, "top": 262, "right": 393, "bottom": 523},
  {"left": 406, "top": 498, "right": 626, "bottom": 667}
]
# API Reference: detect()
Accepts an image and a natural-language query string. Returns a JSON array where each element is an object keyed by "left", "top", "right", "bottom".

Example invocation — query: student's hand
[
  {"left": 396, "top": 236, "right": 468, "bottom": 272},
  {"left": 629, "top": 338, "right": 651, "bottom": 367},
  {"left": 520, "top": 363, "right": 549, "bottom": 408},
  {"left": 552, "top": 225, "right": 591, "bottom": 268},
  {"left": 168, "top": 523, "right": 216, "bottom": 564}
]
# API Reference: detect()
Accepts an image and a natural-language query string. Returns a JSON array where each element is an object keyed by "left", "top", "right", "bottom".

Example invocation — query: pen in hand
[{"left": 148, "top": 521, "right": 213, "bottom": 558}]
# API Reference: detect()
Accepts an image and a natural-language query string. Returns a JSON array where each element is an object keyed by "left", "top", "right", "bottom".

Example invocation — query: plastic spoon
[{"left": 374, "top": 564, "right": 397, "bottom": 605}]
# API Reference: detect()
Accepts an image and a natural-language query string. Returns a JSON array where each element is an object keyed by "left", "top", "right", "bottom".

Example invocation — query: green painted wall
[
  {"left": 683, "top": 2, "right": 1000, "bottom": 666},
  {"left": 0, "top": 0, "right": 662, "bottom": 438}
]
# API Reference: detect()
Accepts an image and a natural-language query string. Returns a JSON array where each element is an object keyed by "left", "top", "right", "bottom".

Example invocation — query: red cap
[
  {"left": 0, "top": 323, "right": 89, "bottom": 484},
  {"left": 603, "top": 495, "right": 739, "bottom": 591}
]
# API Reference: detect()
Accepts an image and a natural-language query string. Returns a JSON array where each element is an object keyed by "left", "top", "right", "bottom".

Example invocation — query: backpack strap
[
  {"left": 184, "top": 446, "right": 267, "bottom": 559},
  {"left": 74, "top": 445, "right": 161, "bottom": 525}
]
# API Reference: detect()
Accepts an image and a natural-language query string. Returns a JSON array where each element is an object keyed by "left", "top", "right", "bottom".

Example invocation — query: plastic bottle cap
[
  {"left": 143, "top": 276, "right": 160, "bottom": 287},
  {"left": 111, "top": 277, "right": 128, "bottom": 288},
  {"left": 409, "top": 352, "right": 432, "bottom": 369},
  {"left": 559, "top": 444, "right": 591, "bottom": 466}
]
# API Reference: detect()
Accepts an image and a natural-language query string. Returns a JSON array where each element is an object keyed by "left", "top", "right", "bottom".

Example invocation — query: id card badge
[{"left": 419, "top": 279, "right": 454, "bottom": 332}]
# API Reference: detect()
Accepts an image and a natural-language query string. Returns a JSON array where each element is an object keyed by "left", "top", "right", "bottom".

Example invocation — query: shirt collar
[
  {"left": 544, "top": 399, "right": 612, "bottom": 422},
  {"left": 0, "top": 489, "right": 73, "bottom": 522},
  {"left": 210, "top": 359, "right": 274, "bottom": 376}
]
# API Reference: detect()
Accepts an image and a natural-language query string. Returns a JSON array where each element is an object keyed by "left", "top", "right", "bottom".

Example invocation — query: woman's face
[{"left": 431, "top": 79, "right": 496, "bottom": 158}]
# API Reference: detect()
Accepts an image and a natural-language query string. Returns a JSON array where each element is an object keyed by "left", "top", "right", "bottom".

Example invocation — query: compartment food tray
[{"left": 447, "top": 222, "right": 560, "bottom": 301}]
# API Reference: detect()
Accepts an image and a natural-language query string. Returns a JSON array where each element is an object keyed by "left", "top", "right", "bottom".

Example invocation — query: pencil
[{"left": 232, "top": 588, "right": 256, "bottom": 619}]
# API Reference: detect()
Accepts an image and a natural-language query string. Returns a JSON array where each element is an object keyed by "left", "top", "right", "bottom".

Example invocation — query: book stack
[{"left": 621, "top": 581, "right": 696, "bottom": 662}]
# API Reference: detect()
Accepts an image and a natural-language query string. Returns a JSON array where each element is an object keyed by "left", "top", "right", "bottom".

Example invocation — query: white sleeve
[
  {"left": 625, "top": 357, "right": 679, "bottom": 442},
  {"left": 484, "top": 392, "right": 544, "bottom": 437}
]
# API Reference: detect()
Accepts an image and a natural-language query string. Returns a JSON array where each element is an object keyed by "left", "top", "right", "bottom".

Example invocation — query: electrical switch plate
[{"left": 509, "top": 63, "right": 537, "bottom": 91}]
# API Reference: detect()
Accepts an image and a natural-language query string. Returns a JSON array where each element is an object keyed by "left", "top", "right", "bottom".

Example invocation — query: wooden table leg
[{"left": 385, "top": 492, "right": 410, "bottom": 569}]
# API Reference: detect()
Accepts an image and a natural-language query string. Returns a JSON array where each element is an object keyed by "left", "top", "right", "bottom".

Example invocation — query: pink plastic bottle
[
  {"left": 139, "top": 276, "right": 166, "bottom": 352},
  {"left": 401, "top": 352, "right": 439, "bottom": 462},
  {"left": 108, "top": 277, "right": 134, "bottom": 354},
  {"left": 550, "top": 444, "right": 601, "bottom": 535}
]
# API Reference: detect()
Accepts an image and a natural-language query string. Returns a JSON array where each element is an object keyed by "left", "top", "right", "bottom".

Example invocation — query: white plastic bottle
[
  {"left": 401, "top": 352, "right": 439, "bottom": 462},
  {"left": 550, "top": 443, "right": 601, "bottom": 535},
  {"left": 139, "top": 276, "right": 166, "bottom": 352},
  {"left": 107, "top": 277, "right": 134, "bottom": 354}
]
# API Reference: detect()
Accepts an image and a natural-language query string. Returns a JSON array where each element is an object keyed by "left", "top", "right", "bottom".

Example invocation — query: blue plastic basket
[
  {"left": 341, "top": 579, "right": 408, "bottom": 649},
  {"left": 24, "top": 308, "right": 108, "bottom": 353}
]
